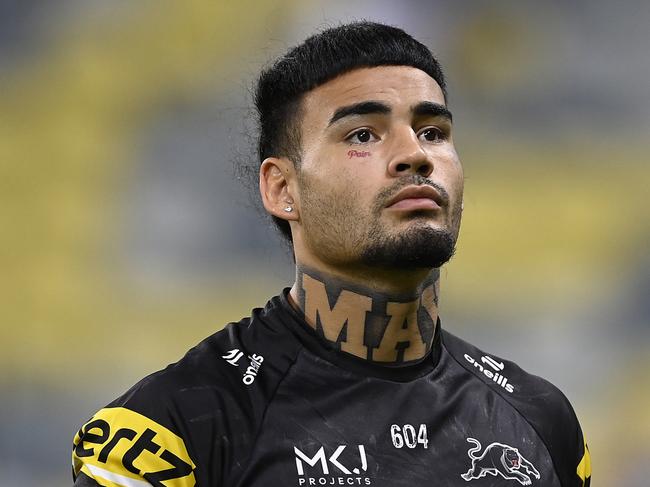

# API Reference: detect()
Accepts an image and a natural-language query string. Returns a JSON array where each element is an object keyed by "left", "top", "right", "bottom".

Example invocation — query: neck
[{"left": 288, "top": 265, "right": 440, "bottom": 364}]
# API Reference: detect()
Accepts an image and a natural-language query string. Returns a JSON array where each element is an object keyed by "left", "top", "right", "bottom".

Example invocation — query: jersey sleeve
[
  {"left": 519, "top": 372, "right": 592, "bottom": 487},
  {"left": 73, "top": 471, "right": 103, "bottom": 486},
  {"left": 72, "top": 403, "right": 197, "bottom": 487},
  {"left": 576, "top": 435, "right": 592, "bottom": 486},
  {"left": 71, "top": 318, "right": 285, "bottom": 487}
]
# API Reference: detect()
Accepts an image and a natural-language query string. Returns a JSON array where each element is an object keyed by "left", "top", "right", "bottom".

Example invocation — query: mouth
[{"left": 385, "top": 185, "right": 446, "bottom": 211}]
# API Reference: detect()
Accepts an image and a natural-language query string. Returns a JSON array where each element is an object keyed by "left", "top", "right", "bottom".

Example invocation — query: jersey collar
[{"left": 265, "top": 289, "right": 443, "bottom": 382}]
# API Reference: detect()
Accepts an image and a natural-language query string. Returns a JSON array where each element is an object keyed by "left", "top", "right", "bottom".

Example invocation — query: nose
[{"left": 387, "top": 129, "right": 434, "bottom": 178}]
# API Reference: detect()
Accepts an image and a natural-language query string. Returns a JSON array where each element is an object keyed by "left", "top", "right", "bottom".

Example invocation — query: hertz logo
[{"left": 72, "top": 407, "right": 196, "bottom": 487}]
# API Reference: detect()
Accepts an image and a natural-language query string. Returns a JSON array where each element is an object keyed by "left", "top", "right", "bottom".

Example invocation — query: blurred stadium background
[{"left": 1, "top": 0, "right": 648, "bottom": 485}]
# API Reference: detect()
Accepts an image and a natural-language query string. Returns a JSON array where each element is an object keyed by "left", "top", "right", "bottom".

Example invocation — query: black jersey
[{"left": 72, "top": 291, "right": 591, "bottom": 487}]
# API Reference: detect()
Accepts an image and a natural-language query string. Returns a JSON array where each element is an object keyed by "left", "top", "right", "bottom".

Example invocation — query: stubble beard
[
  {"left": 299, "top": 173, "right": 462, "bottom": 271},
  {"left": 361, "top": 174, "right": 462, "bottom": 270},
  {"left": 361, "top": 217, "right": 458, "bottom": 270}
]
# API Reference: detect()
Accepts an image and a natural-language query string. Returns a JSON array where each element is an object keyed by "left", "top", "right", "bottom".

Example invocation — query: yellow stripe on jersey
[
  {"left": 576, "top": 439, "right": 592, "bottom": 486},
  {"left": 72, "top": 407, "right": 196, "bottom": 487}
]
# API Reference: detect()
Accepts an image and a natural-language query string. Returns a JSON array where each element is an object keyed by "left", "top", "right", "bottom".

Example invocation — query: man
[{"left": 72, "top": 22, "right": 591, "bottom": 486}]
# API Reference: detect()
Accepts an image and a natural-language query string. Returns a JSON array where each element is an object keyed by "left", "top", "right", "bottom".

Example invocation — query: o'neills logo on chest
[
  {"left": 464, "top": 354, "right": 516, "bottom": 393},
  {"left": 294, "top": 444, "right": 371, "bottom": 485}
]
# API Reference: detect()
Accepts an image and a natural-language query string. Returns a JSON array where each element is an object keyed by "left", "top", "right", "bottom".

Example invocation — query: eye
[
  {"left": 418, "top": 127, "right": 446, "bottom": 143},
  {"left": 346, "top": 128, "right": 378, "bottom": 144}
]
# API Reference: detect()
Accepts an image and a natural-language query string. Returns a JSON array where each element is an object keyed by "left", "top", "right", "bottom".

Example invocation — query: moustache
[{"left": 376, "top": 175, "right": 450, "bottom": 209}]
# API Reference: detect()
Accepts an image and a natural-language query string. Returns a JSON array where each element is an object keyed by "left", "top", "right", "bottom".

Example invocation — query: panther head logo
[{"left": 505, "top": 448, "right": 520, "bottom": 467}]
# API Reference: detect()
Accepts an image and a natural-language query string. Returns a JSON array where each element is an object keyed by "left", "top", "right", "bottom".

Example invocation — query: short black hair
[{"left": 254, "top": 21, "right": 447, "bottom": 243}]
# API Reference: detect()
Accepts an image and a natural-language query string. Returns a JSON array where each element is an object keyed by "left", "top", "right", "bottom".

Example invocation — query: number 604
[{"left": 390, "top": 424, "right": 428, "bottom": 449}]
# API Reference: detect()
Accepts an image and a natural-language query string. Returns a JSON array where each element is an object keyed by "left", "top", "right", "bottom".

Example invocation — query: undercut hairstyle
[{"left": 254, "top": 21, "right": 447, "bottom": 243}]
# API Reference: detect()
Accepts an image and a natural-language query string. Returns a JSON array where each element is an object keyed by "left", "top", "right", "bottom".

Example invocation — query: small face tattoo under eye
[{"left": 348, "top": 149, "right": 371, "bottom": 159}]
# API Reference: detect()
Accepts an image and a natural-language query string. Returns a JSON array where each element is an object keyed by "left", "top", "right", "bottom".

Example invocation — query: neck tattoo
[{"left": 292, "top": 267, "right": 440, "bottom": 364}]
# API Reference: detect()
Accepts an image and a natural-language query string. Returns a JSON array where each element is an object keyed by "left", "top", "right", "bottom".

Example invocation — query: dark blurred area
[{"left": 1, "top": 1, "right": 648, "bottom": 485}]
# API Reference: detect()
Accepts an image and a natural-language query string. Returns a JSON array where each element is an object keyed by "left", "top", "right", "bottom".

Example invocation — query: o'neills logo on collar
[
  {"left": 221, "top": 348, "right": 264, "bottom": 386},
  {"left": 294, "top": 444, "right": 371, "bottom": 485},
  {"left": 464, "top": 354, "right": 516, "bottom": 393}
]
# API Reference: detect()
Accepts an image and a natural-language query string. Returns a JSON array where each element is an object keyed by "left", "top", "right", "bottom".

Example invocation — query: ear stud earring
[{"left": 284, "top": 206, "right": 293, "bottom": 212}]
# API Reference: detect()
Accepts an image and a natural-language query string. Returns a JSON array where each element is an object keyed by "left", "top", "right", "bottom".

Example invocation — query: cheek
[
  {"left": 338, "top": 167, "right": 382, "bottom": 216},
  {"left": 451, "top": 164, "right": 465, "bottom": 199},
  {"left": 300, "top": 143, "right": 383, "bottom": 216},
  {"left": 309, "top": 156, "right": 377, "bottom": 201},
  {"left": 436, "top": 148, "right": 464, "bottom": 196},
  {"left": 300, "top": 168, "right": 355, "bottom": 220}
]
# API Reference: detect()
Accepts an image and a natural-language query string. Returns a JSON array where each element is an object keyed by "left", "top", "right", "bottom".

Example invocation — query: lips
[{"left": 385, "top": 185, "right": 445, "bottom": 211}]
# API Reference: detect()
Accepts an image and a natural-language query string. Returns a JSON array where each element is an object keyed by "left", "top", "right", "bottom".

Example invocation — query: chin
[{"left": 361, "top": 225, "right": 457, "bottom": 270}]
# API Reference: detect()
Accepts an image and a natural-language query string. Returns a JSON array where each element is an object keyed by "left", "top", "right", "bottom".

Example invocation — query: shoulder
[
  {"left": 110, "top": 318, "right": 259, "bottom": 419},
  {"left": 440, "top": 328, "right": 579, "bottom": 431},
  {"left": 441, "top": 329, "right": 565, "bottom": 399},
  {"left": 441, "top": 329, "right": 591, "bottom": 487},
  {"left": 71, "top": 321, "right": 246, "bottom": 486},
  {"left": 72, "top": 304, "right": 302, "bottom": 486}
]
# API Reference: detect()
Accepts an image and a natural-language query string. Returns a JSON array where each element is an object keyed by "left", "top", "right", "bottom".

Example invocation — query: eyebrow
[
  {"left": 412, "top": 101, "right": 453, "bottom": 122},
  {"left": 328, "top": 101, "right": 391, "bottom": 126},
  {"left": 327, "top": 100, "right": 453, "bottom": 127}
]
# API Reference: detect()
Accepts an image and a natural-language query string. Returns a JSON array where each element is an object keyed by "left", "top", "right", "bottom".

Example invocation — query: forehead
[{"left": 301, "top": 66, "right": 446, "bottom": 123}]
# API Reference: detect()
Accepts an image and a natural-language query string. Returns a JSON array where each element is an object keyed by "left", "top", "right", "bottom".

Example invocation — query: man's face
[{"left": 293, "top": 66, "right": 464, "bottom": 270}]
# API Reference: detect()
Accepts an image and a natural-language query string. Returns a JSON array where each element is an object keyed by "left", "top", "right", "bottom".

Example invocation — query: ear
[{"left": 259, "top": 157, "right": 299, "bottom": 221}]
